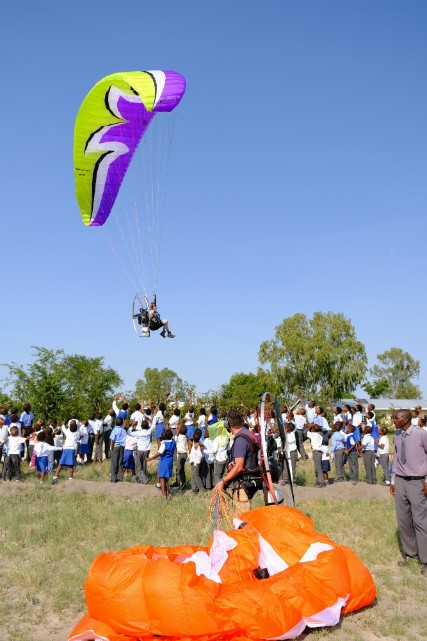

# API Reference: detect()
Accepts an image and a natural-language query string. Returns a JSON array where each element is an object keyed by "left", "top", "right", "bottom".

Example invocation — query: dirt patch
[{"left": 0, "top": 477, "right": 393, "bottom": 502}]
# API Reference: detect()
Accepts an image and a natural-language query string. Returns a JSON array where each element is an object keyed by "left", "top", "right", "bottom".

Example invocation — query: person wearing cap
[{"left": 391, "top": 409, "right": 427, "bottom": 574}]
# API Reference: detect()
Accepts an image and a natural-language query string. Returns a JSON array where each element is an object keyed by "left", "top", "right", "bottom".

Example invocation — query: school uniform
[
  {"left": 362, "top": 434, "right": 376, "bottom": 484},
  {"left": 377, "top": 435, "right": 390, "bottom": 483},
  {"left": 153, "top": 411, "right": 166, "bottom": 440},
  {"left": 184, "top": 413, "right": 195, "bottom": 440},
  {"left": 200, "top": 437, "right": 215, "bottom": 489},
  {"left": 294, "top": 414, "right": 308, "bottom": 460},
  {"left": 109, "top": 426, "right": 127, "bottom": 482},
  {"left": 189, "top": 443, "right": 204, "bottom": 493},
  {"left": 59, "top": 427, "right": 79, "bottom": 467},
  {"left": 329, "top": 431, "right": 346, "bottom": 481},
  {"left": 212, "top": 434, "right": 230, "bottom": 485},
  {"left": 123, "top": 431, "right": 136, "bottom": 471},
  {"left": 157, "top": 439, "right": 176, "bottom": 479},
  {"left": 345, "top": 434, "right": 359, "bottom": 482},
  {"left": 78, "top": 425, "right": 90, "bottom": 456},
  {"left": 6, "top": 436, "right": 26, "bottom": 480},
  {"left": 282, "top": 429, "right": 297, "bottom": 483},
  {"left": 34, "top": 442, "right": 58, "bottom": 474},
  {"left": 133, "top": 424, "right": 154, "bottom": 483},
  {"left": 307, "top": 431, "right": 324, "bottom": 486},
  {"left": 175, "top": 433, "right": 189, "bottom": 487}
]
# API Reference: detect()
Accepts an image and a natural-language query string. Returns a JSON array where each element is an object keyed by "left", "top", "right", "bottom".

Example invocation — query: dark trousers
[
  {"left": 282, "top": 451, "right": 297, "bottom": 483},
  {"left": 110, "top": 445, "right": 124, "bottom": 482},
  {"left": 312, "top": 450, "right": 324, "bottom": 485},
  {"left": 395, "top": 476, "right": 427, "bottom": 564},
  {"left": 378, "top": 454, "right": 390, "bottom": 483},
  {"left": 88, "top": 434, "right": 95, "bottom": 463},
  {"left": 191, "top": 463, "right": 204, "bottom": 493},
  {"left": 213, "top": 460, "right": 227, "bottom": 485},
  {"left": 363, "top": 450, "right": 376, "bottom": 483},
  {"left": 200, "top": 460, "right": 214, "bottom": 489},
  {"left": 134, "top": 450, "right": 149, "bottom": 483},
  {"left": 295, "top": 430, "right": 308, "bottom": 460},
  {"left": 94, "top": 435, "right": 104, "bottom": 461},
  {"left": 334, "top": 449, "right": 345, "bottom": 481},
  {"left": 7, "top": 454, "right": 22, "bottom": 480},
  {"left": 347, "top": 450, "right": 359, "bottom": 481},
  {"left": 176, "top": 453, "right": 188, "bottom": 487},
  {"left": 104, "top": 430, "right": 112, "bottom": 459}
]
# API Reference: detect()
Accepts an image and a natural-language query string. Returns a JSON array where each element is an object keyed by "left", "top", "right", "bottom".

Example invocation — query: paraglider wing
[{"left": 74, "top": 70, "right": 186, "bottom": 227}]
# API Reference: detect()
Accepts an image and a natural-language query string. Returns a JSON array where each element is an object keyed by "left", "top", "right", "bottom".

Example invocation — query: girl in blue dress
[{"left": 147, "top": 428, "right": 176, "bottom": 500}]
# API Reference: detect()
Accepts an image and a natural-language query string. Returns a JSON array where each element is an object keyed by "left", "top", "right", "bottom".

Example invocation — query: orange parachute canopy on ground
[{"left": 70, "top": 506, "right": 376, "bottom": 641}]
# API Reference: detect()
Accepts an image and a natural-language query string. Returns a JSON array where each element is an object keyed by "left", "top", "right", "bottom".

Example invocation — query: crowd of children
[{"left": 1, "top": 399, "right": 425, "bottom": 498}]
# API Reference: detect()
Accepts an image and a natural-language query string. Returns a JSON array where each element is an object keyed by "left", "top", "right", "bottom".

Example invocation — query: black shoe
[
  {"left": 167, "top": 332, "right": 175, "bottom": 338},
  {"left": 398, "top": 556, "right": 409, "bottom": 567},
  {"left": 160, "top": 330, "right": 166, "bottom": 337}
]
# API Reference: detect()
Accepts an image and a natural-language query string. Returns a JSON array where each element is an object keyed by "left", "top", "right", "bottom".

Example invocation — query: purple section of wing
[
  {"left": 90, "top": 100, "right": 153, "bottom": 227},
  {"left": 89, "top": 70, "right": 186, "bottom": 227},
  {"left": 152, "top": 70, "right": 187, "bottom": 113}
]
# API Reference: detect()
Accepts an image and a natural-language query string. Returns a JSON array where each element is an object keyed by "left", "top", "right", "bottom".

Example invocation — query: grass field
[{"left": 0, "top": 451, "right": 425, "bottom": 641}]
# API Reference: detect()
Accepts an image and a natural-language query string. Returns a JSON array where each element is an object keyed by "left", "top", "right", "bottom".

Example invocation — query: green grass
[{"left": 1, "top": 485, "right": 426, "bottom": 641}]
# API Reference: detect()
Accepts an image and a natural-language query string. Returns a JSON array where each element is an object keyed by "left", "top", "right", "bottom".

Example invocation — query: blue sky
[{"left": 1, "top": 0, "right": 426, "bottom": 397}]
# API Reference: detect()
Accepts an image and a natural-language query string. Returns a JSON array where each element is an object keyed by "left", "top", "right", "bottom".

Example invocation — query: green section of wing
[{"left": 74, "top": 72, "right": 156, "bottom": 226}]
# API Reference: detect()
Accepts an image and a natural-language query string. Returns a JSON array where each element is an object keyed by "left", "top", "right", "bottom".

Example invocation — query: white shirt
[
  {"left": 131, "top": 410, "right": 145, "bottom": 429},
  {"left": 305, "top": 406, "right": 316, "bottom": 423},
  {"left": 8, "top": 422, "right": 22, "bottom": 436},
  {"left": 184, "top": 412, "right": 194, "bottom": 426},
  {"left": 377, "top": 435, "right": 389, "bottom": 455},
  {"left": 411, "top": 418, "right": 419, "bottom": 425},
  {"left": 197, "top": 415, "right": 206, "bottom": 430},
  {"left": 333, "top": 413, "right": 343, "bottom": 424},
  {"left": 7, "top": 435, "right": 26, "bottom": 455},
  {"left": 212, "top": 434, "right": 230, "bottom": 462},
  {"left": 152, "top": 410, "right": 165, "bottom": 428},
  {"left": 287, "top": 430, "right": 297, "bottom": 452},
  {"left": 202, "top": 438, "right": 215, "bottom": 463},
  {"left": 87, "top": 421, "right": 96, "bottom": 435},
  {"left": 352, "top": 412, "right": 363, "bottom": 427},
  {"left": 62, "top": 426, "right": 80, "bottom": 450},
  {"left": 93, "top": 419, "right": 103, "bottom": 435},
  {"left": 103, "top": 414, "right": 114, "bottom": 431},
  {"left": 34, "top": 442, "right": 58, "bottom": 457},
  {"left": 133, "top": 424, "right": 154, "bottom": 451},
  {"left": 362, "top": 434, "right": 375, "bottom": 451},
  {"left": 169, "top": 415, "right": 180, "bottom": 434},
  {"left": 54, "top": 433, "right": 63, "bottom": 448},
  {"left": 79, "top": 425, "right": 89, "bottom": 445},
  {"left": 294, "top": 414, "right": 306, "bottom": 430},
  {"left": 307, "top": 431, "right": 323, "bottom": 451},
  {"left": 176, "top": 433, "right": 189, "bottom": 455},
  {"left": 189, "top": 443, "right": 203, "bottom": 465},
  {"left": 322, "top": 417, "right": 330, "bottom": 432}
]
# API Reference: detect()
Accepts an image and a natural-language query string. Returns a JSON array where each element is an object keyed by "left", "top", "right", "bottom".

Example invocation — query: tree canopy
[
  {"left": 365, "top": 348, "right": 422, "bottom": 398},
  {"left": 217, "top": 371, "right": 269, "bottom": 411},
  {"left": 2, "top": 347, "right": 122, "bottom": 419},
  {"left": 258, "top": 312, "right": 367, "bottom": 399},
  {"left": 133, "top": 368, "right": 193, "bottom": 406}
]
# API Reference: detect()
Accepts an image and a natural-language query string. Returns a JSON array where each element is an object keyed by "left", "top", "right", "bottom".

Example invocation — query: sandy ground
[{"left": 0, "top": 476, "right": 394, "bottom": 501}]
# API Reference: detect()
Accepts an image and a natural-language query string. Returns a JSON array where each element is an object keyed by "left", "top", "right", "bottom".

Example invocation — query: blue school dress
[
  {"left": 123, "top": 449, "right": 135, "bottom": 469},
  {"left": 36, "top": 456, "right": 49, "bottom": 473},
  {"left": 154, "top": 421, "right": 166, "bottom": 439},
  {"left": 158, "top": 440, "right": 177, "bottom": 479},
  {"left": 186, "top": 424, "right": 195, "bottom": 440},
  {"left": 59, "top": 448, "right": 76, "bottom": 466}
]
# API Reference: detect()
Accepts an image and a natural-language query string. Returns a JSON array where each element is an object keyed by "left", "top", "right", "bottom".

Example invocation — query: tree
[
  {"left": 258, "top": 312, "right": 367, "bottom": 400},
  {"left": 368, "top": 348, "right": 421, "bottom": 398},
  {"left": 133, "top": 368, "right": 193, "bottom": 405},
  {"left": 217, "top": 371, "right": 268, "bottom": 410},
  {"left": 363, "top": 378, "right": 389, "bottom": 399},
  {"left": 2, "top": 346, "right": 122, "bottom": 419}
]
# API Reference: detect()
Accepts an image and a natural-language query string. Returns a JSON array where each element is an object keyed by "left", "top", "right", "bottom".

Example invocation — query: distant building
[{"left": 339, "top": 398, "right": 427, "bottom": 418}]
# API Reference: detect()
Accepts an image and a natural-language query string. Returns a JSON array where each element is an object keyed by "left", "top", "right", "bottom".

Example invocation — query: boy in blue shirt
[{"left": 110, "top": 418, "right": 127, "bottom": 483}]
